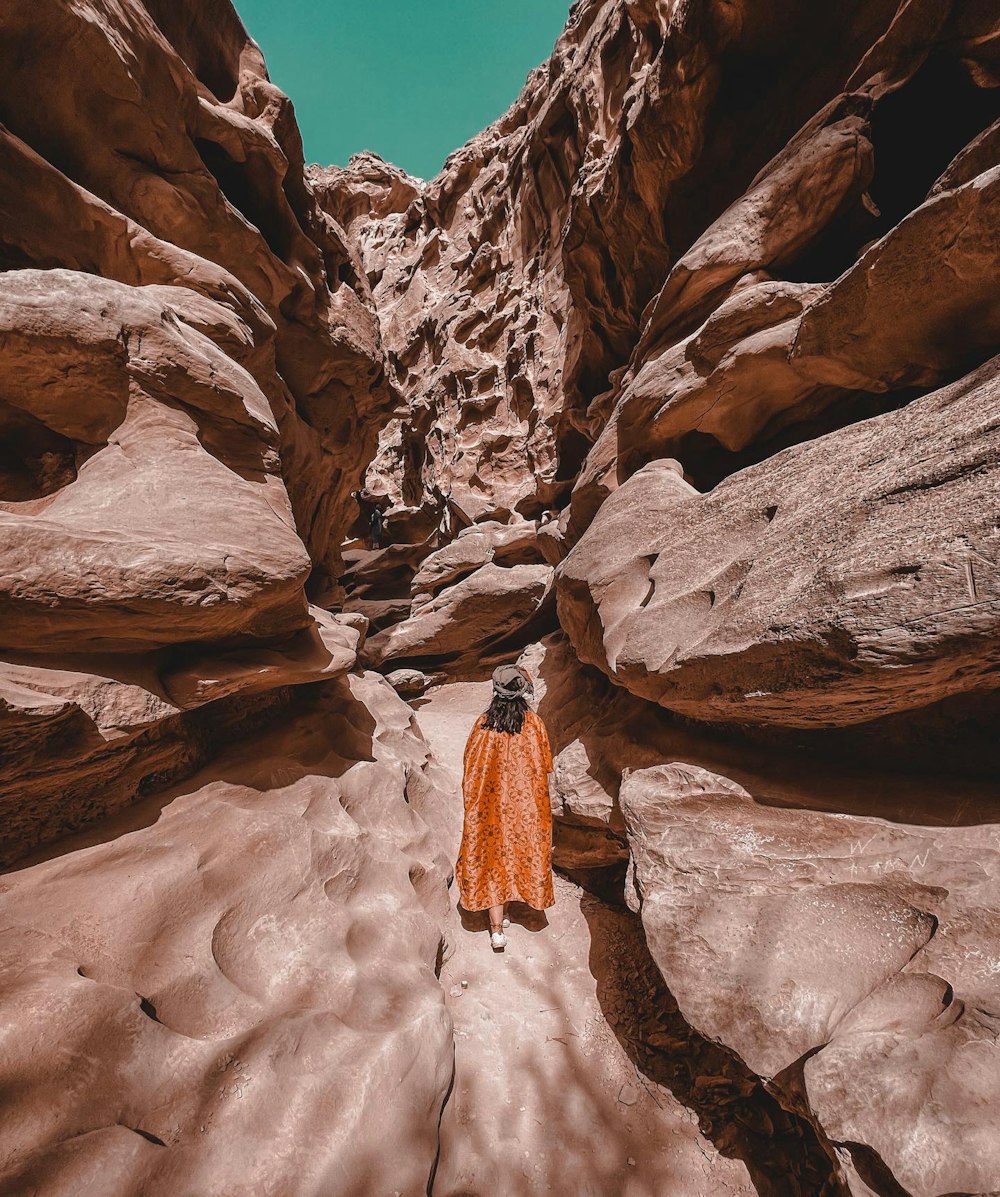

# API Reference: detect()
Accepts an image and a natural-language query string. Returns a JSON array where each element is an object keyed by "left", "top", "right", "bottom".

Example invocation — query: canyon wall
[
  {"left": 0, "top": 0, "right": 393, "bottom": 862},
  {"left": 321, "top": 1, "right": 1000, "bottom": 1191},
  {"left": 0, "top": 3, "right": 454, "bottom": 1194},
  {"left": 316, "top": 0, "right": 1000, "bottom": 725}
]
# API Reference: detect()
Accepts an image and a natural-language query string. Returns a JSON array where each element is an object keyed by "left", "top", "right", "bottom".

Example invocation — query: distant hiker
[
  {"left": 369, "top": 505, "right": 383, "bottom": 550},
  {"left": 455, "top": 664, "right": 555, "bottom": 951},
  {"left": 431, "top": 482, "right": 453, "bottom": 539}
]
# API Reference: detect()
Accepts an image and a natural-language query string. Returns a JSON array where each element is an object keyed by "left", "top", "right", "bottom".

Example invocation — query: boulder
[
  {"left": 622, "top": 760, "right": 1000, "bottom": 1196},
  {"left": 410, "top": 521, "right": 544, "bottom": 607},
  {"left": 384, "top": 668, "right": 440, "bottom": 698},
  {"left": 364, "top": 563, "right": 554, "bottom": 670}
]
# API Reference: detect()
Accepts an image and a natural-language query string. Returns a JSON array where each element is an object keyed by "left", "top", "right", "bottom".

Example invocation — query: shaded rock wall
[
  {"left": 558, "top": 361, "right": 1000, "bottom": 729},
  {"left": 623, "top": 761, "right": 1000, "bottom": 1197}
]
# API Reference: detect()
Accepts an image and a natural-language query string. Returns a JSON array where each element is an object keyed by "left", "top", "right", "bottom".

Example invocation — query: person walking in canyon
[
  {"left": 455, "top": 664, "right": 556, "bottom": 950},
  {"left": 369, "top": 504, "right": 383, "bottom": 550}
]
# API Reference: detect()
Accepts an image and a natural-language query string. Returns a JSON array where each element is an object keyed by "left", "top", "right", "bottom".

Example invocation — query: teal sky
[{"left": 234, "top": 1, "right": 573, "bottom": 179}]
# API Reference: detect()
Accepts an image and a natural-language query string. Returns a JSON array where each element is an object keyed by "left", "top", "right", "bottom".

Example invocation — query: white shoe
[
  {"left": 490, "top": 929, "right": 507, "bottom": 950},
  {"left": 502, "top": 917, "right": 510, "bottom": 928}
]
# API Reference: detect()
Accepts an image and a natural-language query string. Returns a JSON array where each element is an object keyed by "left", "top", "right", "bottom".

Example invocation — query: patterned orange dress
[{"left": 455, "top": 708, "right": 556, "bottom": 911}]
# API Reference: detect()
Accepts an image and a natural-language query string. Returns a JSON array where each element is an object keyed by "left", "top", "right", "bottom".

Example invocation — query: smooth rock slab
[
  {"left": 410, "top": 520, "right": 544, "bottom": 609},
  {"left": 621, "top": 761, "right": 1000, "bottom": 1196}
]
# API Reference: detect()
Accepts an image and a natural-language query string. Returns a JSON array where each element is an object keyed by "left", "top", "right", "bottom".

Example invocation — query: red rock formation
[
  {"left": 0, "top": 0, "right": 390, "bottom": 591},
  {"left": 622, "top": 761, "right": 1000, "bottom": 1196},
  {"left": 322, "top": 5, "right": 998, "bottom": 1187},
  {"left": 0, "top": 8, "right": 453, "bottom": 1191},
  {"left": 2, "top": 0, "right": 999, "bottom": 1193},
  {"left": 0, "top": 0, "right": 395, "bottom": 858},
  {"left": 324, "top": 0, "right": 1000, "bottom": 697},
  {"left": 558, "top": 360, "right": 1000, "bottom": 728}
]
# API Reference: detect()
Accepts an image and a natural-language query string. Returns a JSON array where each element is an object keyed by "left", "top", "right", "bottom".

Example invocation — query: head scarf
[{"left": 492, "top": 664, "right": 533, "bottom": 700}]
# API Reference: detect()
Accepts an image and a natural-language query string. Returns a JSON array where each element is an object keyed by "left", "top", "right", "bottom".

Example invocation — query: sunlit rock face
[
  {"left": 321, "top": 0, "right": 1000, "bottom": 695},
  {"left": 0, "top": 8, "right": 458, "bottom": 1190},
  {"left": 0, "top": 674, "right": 455, "bottom": 1197},
  {"left": 0, "top": 0, "right": 395, "bottom": 858},
  {"left": 558, "top": 361, "right": 1000, "bottom": 729},
  {"left": 622, "top": 761, "right": 1000, "bottom": 1197},
  {"left": 321, "top": 3, "right": 999, "bottom": 1192}
]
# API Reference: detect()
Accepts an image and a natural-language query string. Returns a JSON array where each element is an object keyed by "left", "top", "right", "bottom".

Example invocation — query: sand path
[{"left": 412, "top": 681, "right": 755, "bottom": 1197}]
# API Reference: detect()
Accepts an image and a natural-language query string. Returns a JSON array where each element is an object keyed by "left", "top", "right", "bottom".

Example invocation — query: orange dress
[{"left": 455, "top": 708, "right": 556, "bottom": 912}]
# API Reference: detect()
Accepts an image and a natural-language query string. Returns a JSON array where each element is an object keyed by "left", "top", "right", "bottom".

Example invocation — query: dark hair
[{"left": 482, "top": 694, "right": 528, "bottom": 734}]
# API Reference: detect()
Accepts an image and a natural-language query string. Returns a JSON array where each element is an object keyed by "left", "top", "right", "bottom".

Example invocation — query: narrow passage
[{"left": 412, "top": 681, "right": 754, "bottom": 1197}]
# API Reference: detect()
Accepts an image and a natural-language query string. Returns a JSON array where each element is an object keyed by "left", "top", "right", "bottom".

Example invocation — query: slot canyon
[{"left": 0, "top": 1, "right": 998, "bottom": 1194}]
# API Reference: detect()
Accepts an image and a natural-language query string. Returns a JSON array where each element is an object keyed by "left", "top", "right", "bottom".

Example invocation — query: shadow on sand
[{"left": 579, "top": 890, "right": 849, "bottom": 1197}]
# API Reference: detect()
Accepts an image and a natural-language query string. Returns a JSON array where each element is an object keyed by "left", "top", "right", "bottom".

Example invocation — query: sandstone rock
[
  {"left": 633, "top": 117, "right": 875, "bottom": 350},
  {"left": 343, "top": 596, "right": 413, "bottom": 635},
  {"left": 344, "top": 520, "right": 552, "bottom": 668},
  {"left": 0, "top": 270, "right": 311, "bottom": 653},
  {"left": 622, "top": 760, "right": 1000, "bottom": 1196},
  {"left": 0, "top": 607, "right": 361, "bottom": 864},
  {"left": 161, "top": 607, "right": 361, "bottom": 707},
  {"left": 559, "top": 359, "right": 1000, "bottom": 728},
  {"left": 0, "top": 673, "right": 454, "bottom": 1197},
  {"left": 410, "top": 520, "right": 544, "bottom": 609},
  {"left": 2, "top": 0, "right": 1000, "bottom": 1191},
  {"left": 597, "top": 161, "right": 1000, "bottom": 494},
  {"left": 364, "top": 563, "right": 554, "bottom": 670},
  {"left": 0, "top": 0, "right": 396, "bottom": 879},
  {"left": 384, "top": 668, "right": 440, "bottom": 698},
  {"left": 322, "top": 0, "right": 965, "bottom": 629},
  {"left": 521, "top": 632, "right": 1000, "bottom": 894},
  {"left": 0, "top": 0, "right": 392, "bottom": 586},
  {"left": 515, "top": 636, "right": 649, "bottom": 877}
]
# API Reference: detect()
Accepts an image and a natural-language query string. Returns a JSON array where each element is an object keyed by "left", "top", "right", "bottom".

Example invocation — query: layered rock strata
[
  {"left": 0, "top": 0, "right": 392, "bottom": 858},
  {"left": 0, "top": 9, "right": 456, "bottom": 1189}
]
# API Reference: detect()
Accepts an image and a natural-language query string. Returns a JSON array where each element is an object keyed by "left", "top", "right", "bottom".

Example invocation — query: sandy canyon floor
[{"left": 416, "top": 680, "right": 754, "bottom": 1197}]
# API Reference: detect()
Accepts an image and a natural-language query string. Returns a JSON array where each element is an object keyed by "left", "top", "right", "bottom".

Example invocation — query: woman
[{"left": 455, "top": 664, "right": 555, "bottom": 950}]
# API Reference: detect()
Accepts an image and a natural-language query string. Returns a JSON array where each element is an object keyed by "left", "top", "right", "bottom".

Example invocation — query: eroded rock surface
[
  {"left": 558, "top": 362, "right": 1000, "bottom": 729},
  {"left": 0, "top": 674, "right": 454, "bottom": 1197},
  {"left": 364, "top": 562, "right": 554, "bottom": 673},
  {"left": 2, "top": 0, "right": 999, "bottom": 1194},
  {"left": 324, "top": 0, "right": 1000, "bottom": 723},
  {"left": 622, "top": 761, "right": 1000, "bottom": 1196},
  {"left": 0, "top": 0, "right": 395, "bottom": 859}
]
